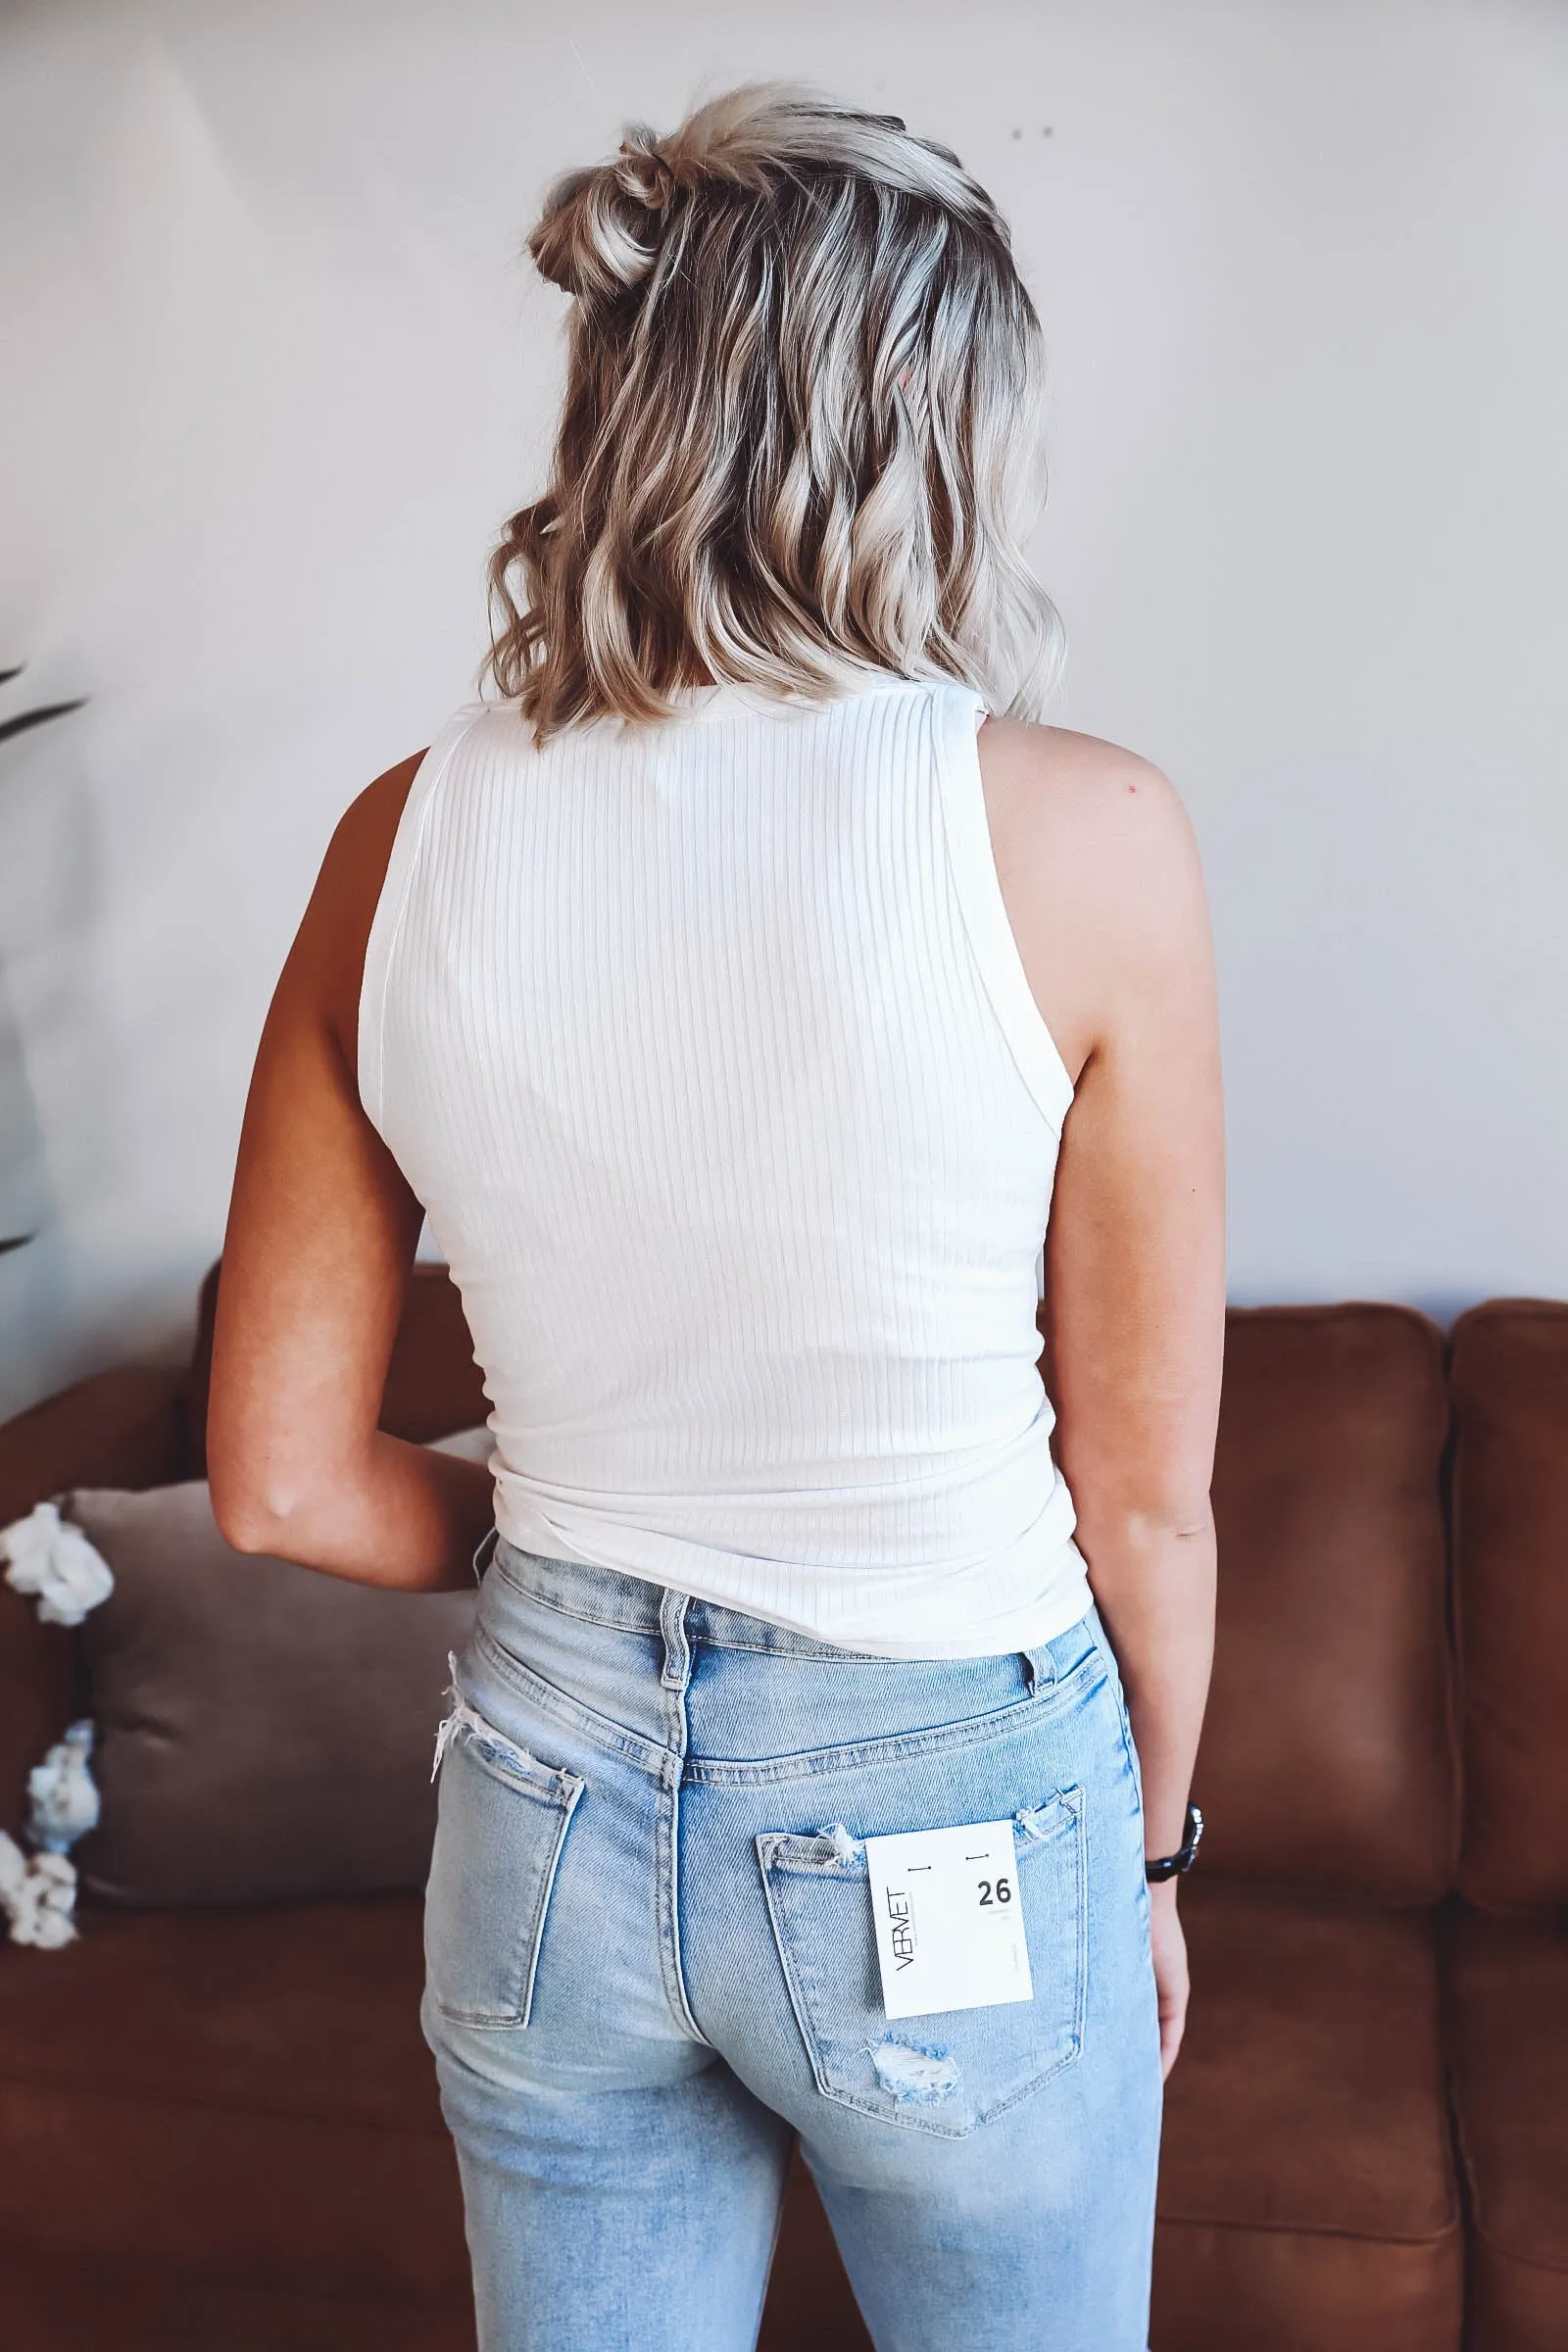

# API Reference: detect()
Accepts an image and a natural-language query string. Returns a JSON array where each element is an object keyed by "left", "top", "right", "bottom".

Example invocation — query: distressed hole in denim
[
  {"left": 870, "top": 2036, "right": 961, "bottom": 2103},
  {"left": 816, "top": 1823, "right": 863, "bottom": 1867},
  {"left": 431, "top": 1658, "right": 541, "bottom": 1787}
]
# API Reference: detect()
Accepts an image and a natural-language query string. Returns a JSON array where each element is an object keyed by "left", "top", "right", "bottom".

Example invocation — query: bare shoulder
[
  {"left": 975, "top": 718, "right": 1212, "bottom": 1074},
  {"left": 285, "top": 748, "right": 429, "bottom": 1060},
  {"left": 980, "top": 718, "right": 1204, "bottom": 919},
  {"left": 979, "top": 716, "right": 1196, "bottom": 861},
  {"left": 325, "top": 749, "right": 428, "bottom": 908}
]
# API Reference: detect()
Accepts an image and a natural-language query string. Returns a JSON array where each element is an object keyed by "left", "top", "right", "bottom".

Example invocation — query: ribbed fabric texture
[{"left": 359, "top": 673, "right": 1091, "bottom": 1658}]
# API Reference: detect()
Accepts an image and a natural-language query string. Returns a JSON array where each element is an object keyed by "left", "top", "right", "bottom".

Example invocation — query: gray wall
[{"left": 3, "top": 0, "right": 1565, "bottom": 1417}]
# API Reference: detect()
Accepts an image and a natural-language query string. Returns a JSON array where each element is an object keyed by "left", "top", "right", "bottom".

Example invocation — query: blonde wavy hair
[{"left": 485, "top": 82, "right": 1064, "bottom": 740}]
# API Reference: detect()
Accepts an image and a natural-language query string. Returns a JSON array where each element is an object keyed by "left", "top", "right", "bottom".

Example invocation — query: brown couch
[{"left": 0, "top": 1267, "right": 1563, "bottom": 2350}]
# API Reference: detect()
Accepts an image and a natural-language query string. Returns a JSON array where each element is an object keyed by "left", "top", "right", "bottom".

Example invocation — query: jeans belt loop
[
  {"left": 470, "top": 1525, "right": 501, "bottom": 1588},
  {"left": 1021, "top": 1642, "right": 1056, "bottom": 1697}
]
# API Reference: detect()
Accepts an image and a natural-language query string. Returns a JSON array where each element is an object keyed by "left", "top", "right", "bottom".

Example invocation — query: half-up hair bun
[
  {"left": 528, "top": 125, "right": 687, "bottom": 304},
  {"left": 493, "top": 81, "right": 1063, "bottom": 739}
]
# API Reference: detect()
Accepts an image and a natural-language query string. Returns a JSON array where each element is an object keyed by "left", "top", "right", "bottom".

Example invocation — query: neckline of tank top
[
  {"left": 643, "top": 671, "right": 956, "bottom": 724},
  {"left": 456, "top": 674, "right": 985, "bottom": 741}
]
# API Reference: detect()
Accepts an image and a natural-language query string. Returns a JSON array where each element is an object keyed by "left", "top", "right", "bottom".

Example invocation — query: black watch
[{"left": 1145, "top": 1802, "right": 1203, "bottom": 1883}]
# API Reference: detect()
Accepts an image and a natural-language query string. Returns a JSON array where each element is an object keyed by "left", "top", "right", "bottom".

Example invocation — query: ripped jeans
[{"left": 421, "top": 1535, "right": 1162, "bottom": 2352}]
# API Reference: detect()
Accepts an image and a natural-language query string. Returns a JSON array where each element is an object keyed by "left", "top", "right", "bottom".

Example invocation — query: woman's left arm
[{"left": 206, "top": 753, "right": 495, "bottom": 1591}]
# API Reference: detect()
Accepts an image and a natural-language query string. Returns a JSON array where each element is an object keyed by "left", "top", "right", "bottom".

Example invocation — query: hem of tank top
[
  {"left": 929, "top": 683, "right": 1077, "bottom": 1138},
  {"left": 355, "top": 699, "right": 492, "bottom": 1132},
  {"left": 485, "top": 1546, "right": 1093, "bottom": 1667},
  {"left": 485, "top": 1503, "right": 1093, "bottom": 1663}
]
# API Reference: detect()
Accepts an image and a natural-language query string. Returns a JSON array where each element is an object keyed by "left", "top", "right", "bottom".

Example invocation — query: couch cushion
[
  {"left": 1153, "top": 1878, "right": 1461, "bottom": 2350},
  {"left": 0, "top": 1892, "right": 441, "bottom": 2124},
  {"left": 1199, "top": 1304, "right": 1457, "bottom": 1901},
  {"left": 0, "top": 1893, "right": 469, "bottom": 2302},
  {"left": 186, "top": 1260, "right": 487, "bottom": 1476},
  {"left": 67, "top": 1475, "right": 479, "bottom": 1908},
  {"left": 1450, "top": 1300, "right": 1568, "bottom": 1914},
  {"left": 1446, "top": 1906, "right": 1568, "bottom": 2349},
  {"left": 0, "top": 2256, "right": 476, "bottom": 2352}
]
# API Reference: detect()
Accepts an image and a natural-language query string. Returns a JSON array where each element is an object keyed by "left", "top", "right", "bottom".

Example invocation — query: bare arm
[
  {"left": 981, "top": 719, "right": 1225, "bottom": 2077},
  {"left": 206, "top": 753, "right": 495, "bottom": 1592}
]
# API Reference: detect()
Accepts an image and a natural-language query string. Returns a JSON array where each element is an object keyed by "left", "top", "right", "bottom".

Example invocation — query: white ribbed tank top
[{"left": 359, "top": 673, "right": 1092, "bottom": 1659}]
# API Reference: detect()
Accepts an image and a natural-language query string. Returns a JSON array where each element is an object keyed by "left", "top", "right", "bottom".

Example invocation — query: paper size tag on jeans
[{"left": 863, "top": 1820, "right": 1034, "bottom": 2020}]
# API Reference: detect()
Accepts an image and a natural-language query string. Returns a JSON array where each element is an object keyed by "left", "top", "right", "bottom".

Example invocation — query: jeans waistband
[{"left": 476, "top": 1527, "right": 1100, "bottom": 1676}]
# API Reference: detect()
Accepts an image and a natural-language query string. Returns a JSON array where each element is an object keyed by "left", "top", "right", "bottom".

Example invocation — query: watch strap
[{"left": 1145, "top": 1801, "right": 1204, "bottom": 1883}]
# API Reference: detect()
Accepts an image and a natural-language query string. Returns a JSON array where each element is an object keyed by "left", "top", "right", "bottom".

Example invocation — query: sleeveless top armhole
[
  {"left": 930, "top": 683, "right": 1076, "bottom": 1139},
  {"left": 357, "top": 699, "right": 490, "bottom": 1135}
]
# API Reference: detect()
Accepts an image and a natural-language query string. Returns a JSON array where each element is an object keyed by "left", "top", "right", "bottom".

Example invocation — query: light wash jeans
[{"left": 421, "top": 1533, "right": 1161, "bottom": 2352}]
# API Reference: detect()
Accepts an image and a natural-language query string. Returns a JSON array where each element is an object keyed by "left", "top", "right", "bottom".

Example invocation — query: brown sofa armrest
[
  {"left": 0, "top": 1365, "right": 188, "bottom": 1527},
  {"left": 0, "top": 1365, "right": 188, "bottom": 1842}
]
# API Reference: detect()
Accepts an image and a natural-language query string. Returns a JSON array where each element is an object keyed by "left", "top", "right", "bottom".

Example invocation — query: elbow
[
  {"left": 205, "top": 1370, "right": 347, "bottom": 1558},
  {"left": 1154, "top": 1502, "right": 1216, "bottom": 1546},
  {"left": 207, "top": 1435, "right": 318, "bottom": 1560},
  {"left": 209, "top": 1475, "right": 295, "bottom": 1558},
  {"left": 1075, "top": 1492, "right": 1215, "bottom": 1558}
]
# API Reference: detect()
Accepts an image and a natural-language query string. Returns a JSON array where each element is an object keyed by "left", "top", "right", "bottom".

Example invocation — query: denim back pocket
[
  {"left": 756, "top": 1787, "right": 1086, "bottom": 2138},
  {"left": 424, "top": 1693, "right": 584, "bottom": 2030}
]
